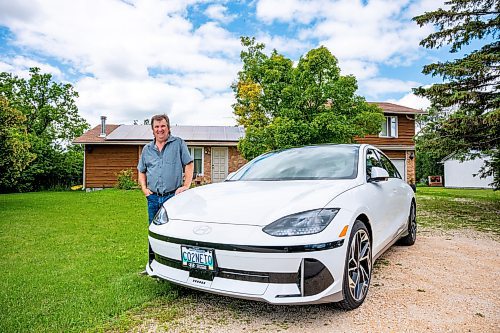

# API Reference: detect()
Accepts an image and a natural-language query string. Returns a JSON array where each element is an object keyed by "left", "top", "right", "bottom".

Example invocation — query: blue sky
[{"left": 0, "top": 0, "right": 462, "bottom": 127}]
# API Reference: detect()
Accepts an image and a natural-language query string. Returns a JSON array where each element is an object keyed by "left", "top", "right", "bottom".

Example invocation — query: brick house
[
  {"left": 74, "top": 102, "right": 424, "bottom": 188},
  {"left": 74, "top": 120, "right": 247, "bottom": 188}
]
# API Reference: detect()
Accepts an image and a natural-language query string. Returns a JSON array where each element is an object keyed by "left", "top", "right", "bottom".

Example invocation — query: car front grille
[{"left": 154, "top": 254, "right": 334, "bottom": 297}]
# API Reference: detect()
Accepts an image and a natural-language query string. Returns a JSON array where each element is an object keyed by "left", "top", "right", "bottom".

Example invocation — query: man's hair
[{"left": 150, "top": 114, "right": 170, "bottom": 129}]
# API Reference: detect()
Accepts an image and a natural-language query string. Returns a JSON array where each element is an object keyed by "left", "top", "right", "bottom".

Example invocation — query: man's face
[{"left": 152, "top": 119, "right": 169, "bottom": 142}]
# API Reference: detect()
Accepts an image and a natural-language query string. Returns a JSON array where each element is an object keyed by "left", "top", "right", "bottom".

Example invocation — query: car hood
[{"left": 163, "top": 180, "right": 360, "bottom": 226}]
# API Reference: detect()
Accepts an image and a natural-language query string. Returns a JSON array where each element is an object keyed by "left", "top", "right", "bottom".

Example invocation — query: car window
[
  {"left": 231, "top": 145, "right": 359, "bottom": 180},
  {"left": 366, "top": 149, "right": 382, "bottom": 179},
  {"left": 378, "top": 153, "right": 402, "bottom": 179}
]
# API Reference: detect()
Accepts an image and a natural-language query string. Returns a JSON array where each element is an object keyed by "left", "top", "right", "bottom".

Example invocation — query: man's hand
[
  {"left": 175, "top": 186, "right": 189, "bottom": 195},
  {"left": 142, "top": 187, "right": 152, "bottom": 196},
  {"left": 138, "top": 172, "right": 151, "bottom": 196}
]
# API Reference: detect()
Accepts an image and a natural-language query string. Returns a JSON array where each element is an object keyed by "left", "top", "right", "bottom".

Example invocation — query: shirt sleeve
[
  {"left": 180, "top": 139, "right": 194, "bottom": 166},
  {"left": 137, "top": 146, "right": 147, "bottom": 173}
]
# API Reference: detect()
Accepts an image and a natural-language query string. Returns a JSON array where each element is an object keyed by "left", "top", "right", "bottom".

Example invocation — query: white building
[{"left": 442, "top": 154, "right": 494, "bottom": 189}]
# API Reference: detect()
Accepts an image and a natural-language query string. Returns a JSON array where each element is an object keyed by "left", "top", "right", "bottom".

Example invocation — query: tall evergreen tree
[{"left": 413, "top": 0, "right": 500, "bottom": 188}]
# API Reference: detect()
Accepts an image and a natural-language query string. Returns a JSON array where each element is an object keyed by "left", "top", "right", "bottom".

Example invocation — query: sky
[{"left": 0, "top": 0, "right": 458, "bottom": 127}]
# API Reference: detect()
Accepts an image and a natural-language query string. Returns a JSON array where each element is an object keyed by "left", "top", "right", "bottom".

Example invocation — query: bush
[{"left": 116, "top": 169, "right": 137, "bottom": 190}]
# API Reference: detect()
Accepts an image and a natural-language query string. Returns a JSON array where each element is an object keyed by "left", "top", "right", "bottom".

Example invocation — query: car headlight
[
  {"left": 263, "top": 208, "right": 339, "bottom": 237},
  {"left": 152, "top": 206, "right": 169, "bottom": 225}
]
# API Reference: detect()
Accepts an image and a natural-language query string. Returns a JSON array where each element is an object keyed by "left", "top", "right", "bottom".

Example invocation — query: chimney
[{"left": 99, "top": 116, "right": 107, "bottom": 137}]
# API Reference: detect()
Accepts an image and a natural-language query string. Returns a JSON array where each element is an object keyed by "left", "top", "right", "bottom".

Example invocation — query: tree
[
  {"left": 413, "top": 0, "right": 500, "bottom": 188},
  {"left": 0, "top": 97, "right": 36, "bottom": 189},
  {"left": 232, "top": 37, "right": 385, "bottom": 160},
  {"left": 0, "top": 68, "right": 89, "bottom": 192}
]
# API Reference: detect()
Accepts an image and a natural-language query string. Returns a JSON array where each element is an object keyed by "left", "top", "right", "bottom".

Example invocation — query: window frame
[
  {"left": 379, "top": 115, "right": 398, "bottom": 138},
  {"left": 188, "top": 147, "right": 204, "bottom": 176}
]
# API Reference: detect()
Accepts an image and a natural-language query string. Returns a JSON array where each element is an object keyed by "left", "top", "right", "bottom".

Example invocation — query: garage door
[{"left": 391, "top": 159, "right": 406, "bottom": 181}]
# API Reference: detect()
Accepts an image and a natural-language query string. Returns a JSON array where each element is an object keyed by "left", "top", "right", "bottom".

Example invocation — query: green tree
[
  {"left": 233, "top": 37, "right": 384, "bottom": 160},
  {"left": 0, "top": 68, "right": 89, "bottom": 192},
  {"left": 415, "top": 107, "right": 451, "bottom": 183},
  {"left": 413, "top": 0, "right": 500, "bottom": 188},
  {"left": 0, "top": 97, "right": 36, "bottom": 189}
]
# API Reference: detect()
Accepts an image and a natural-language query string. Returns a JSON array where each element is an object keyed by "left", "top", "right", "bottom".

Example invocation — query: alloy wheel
[{"left": 347, "top": 229, "right": 372, "bottom": 301}]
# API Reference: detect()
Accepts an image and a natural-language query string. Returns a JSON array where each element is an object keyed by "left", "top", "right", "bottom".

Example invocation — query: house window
[
  {"left": 380, "top": 116, "right": 398, "bottom": 138},
  {"left": 188, "top": 147, "right": 203, "bottom": 176}
]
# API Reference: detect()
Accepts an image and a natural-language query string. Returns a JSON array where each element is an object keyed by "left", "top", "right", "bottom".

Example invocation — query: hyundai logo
[{"left": 193, "top": 225, "right": 212, "bottom": 235}]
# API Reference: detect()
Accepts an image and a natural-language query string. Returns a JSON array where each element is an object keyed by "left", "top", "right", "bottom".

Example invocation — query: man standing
[
  {"left": 137, "top": 114, "right": 193, "bottom": 267},
  {"left": 138, "top": 114, "right": 194, "bottom": 224}
]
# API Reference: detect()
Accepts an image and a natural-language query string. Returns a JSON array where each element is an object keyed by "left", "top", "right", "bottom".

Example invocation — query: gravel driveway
[{"left": 137, "top": 229, "right": 500, "bottom": 333}]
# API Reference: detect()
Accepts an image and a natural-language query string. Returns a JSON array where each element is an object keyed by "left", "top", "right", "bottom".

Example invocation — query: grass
[
  {"left": 0, "top": 187, "right": 498, "bottom": 332},
  {"left": 0, "top": 189, "right": 176, "bottom": 333},
  {"left": 416, "top": 187, "right": 500, "bottom": 235}
]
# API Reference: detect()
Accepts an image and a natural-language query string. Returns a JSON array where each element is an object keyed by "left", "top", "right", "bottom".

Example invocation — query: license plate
[{"left": 181, "top": 246, "right": 215, "bottom": 271}]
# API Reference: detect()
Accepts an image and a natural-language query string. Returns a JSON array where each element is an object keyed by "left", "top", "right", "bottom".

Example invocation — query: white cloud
[
  {"left": 256, "top": 0, "right": 326, "bottom": 24},
  {"left": 205, "top": 4, "right": 237, "bottom": 24},
  {"left": 0, "top": 0, "right": 242, "bottom": 126},
  {"left": 257, "top": 0, "right": 435, "bottom": 97},
  {"left": 0, "top": 56, "right": 63, "bottom": 79},
  {"left": 360, "top": 77, "right": 421, "bottom": 99},
  {"left": 256, "top": 33, "right": 312, "bottom": 58},
  {"left": 338, "top": 59, "right": 378, "bottom": 80},
  {"left": 389, "top": 91, "right": 430, "bottom": 111},
  {"left": 0, "top": 0, "right": 442, "bottom": 128},
  {"left": 76, "top": 76, "right": 237, "bottom": 127}
]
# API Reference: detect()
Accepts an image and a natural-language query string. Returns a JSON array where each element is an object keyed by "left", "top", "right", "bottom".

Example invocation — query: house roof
[
  {"left": 369, "top": 102, "right": 426, "bottom": 115},
  {"left": 74, "top": 125, "right": 245, "bottom": 144},
  {"left": 74, "top": 124, "right": 120, "bottom": 143},
  {"left": 74, "top": 102, "right": 423, "bottom": 145}
]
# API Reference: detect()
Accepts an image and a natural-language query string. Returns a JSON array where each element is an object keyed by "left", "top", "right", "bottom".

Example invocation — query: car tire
[
  {"left": 335, "top": 220, "right": 372, "bottom": 310},
  {"left": 398, "top": 201, "right": 417, "bottom": 246}
]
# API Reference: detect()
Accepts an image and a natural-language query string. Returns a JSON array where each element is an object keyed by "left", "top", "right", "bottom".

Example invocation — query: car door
[
  {"left": 365, "top": 148, "right": 400, "bottom": 254},
  {"left": 378, "top": 152, "right": 409, "bottom": 236}
]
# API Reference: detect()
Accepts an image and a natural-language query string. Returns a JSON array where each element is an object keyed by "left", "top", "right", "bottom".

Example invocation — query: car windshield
[{"left": 231, "top": 145, "right": 359, "bottom": 181}]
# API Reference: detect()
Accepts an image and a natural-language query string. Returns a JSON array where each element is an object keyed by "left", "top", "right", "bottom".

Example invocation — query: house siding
[
  {"left": 356, "top": 113, "right": 415, "bottom": 146},
  {"left": 85, "top": 145, "right": 140, "bottom": 188}
]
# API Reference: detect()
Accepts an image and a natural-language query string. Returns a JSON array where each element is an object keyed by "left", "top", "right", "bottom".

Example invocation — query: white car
[{"left": 146, "top": 144, "right": 417, "bottom": 309}]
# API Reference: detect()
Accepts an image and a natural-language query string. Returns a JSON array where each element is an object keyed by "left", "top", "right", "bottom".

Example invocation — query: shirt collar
[{"left": 150, "top": 135, "right": 176, "bottom": 151}]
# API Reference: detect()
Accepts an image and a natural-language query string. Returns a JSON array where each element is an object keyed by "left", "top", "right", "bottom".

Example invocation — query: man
[{"left": 137, "top": 114, "right": 193, "bottom": 267}]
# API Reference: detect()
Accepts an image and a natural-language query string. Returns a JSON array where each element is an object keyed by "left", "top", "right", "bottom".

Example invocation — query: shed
[{"left": 441, "top": 154, "right": 493, "bottom": 189}]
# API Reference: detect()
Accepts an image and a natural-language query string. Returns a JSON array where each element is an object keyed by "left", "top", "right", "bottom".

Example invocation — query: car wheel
[
  {"left": 336, "top": 220, "right": 372, "bottom": 310},
  {"left": 398, "top": 201, "right": 417, "bottom": 246}
]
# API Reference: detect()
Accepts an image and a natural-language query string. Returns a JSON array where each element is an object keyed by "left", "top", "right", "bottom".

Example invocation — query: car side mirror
[
  {"left": 225, "top": 172, "right": 236, "bottom": 181},
  {"left": 369, "top": 167, "right": 389, "bottom": 182}
]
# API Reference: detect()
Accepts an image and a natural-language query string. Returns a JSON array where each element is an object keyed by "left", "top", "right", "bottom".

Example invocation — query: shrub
[{"left": 116, "top": 169, "right": 137, "bottom": 190}]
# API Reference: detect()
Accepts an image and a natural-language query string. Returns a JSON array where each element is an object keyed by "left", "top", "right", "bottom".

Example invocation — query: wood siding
[
  {"left": 85, "top": 145, "right": 139, "bottom": 188},
  {"left": 382, "top": 150, "right": 406, "bottom": 159},
  {"left": 356, "top": 114, "right": 415, "bottom": 146}
]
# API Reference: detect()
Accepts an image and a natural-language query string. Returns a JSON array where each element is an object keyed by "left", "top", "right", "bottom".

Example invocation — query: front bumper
[{"left": 147, "top": 228, "right": 347, "bottom": 305}]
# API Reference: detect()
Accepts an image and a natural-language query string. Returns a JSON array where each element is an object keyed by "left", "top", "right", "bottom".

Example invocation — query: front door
[{"left": 211, "top": 147, "right": 228, "bottom": 183}]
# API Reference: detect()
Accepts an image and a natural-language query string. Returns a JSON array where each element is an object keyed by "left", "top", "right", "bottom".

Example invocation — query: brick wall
[
  {"left": 229, "top": 146, "right": 247, "bottom": 173},
  {"left": 406, "top": 150, "right": 416, "bottom": 184}
]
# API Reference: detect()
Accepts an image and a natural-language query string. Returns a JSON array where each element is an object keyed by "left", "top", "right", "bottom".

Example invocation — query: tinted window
[
  {"left": 231, "top": 145, "right": 359, "bottom": 181},
  {"left": 379, "top": 153, "right": 402, "bottom": 179},
  {"left": 366, "top": 149, "right": 382, "bottom": 179}
]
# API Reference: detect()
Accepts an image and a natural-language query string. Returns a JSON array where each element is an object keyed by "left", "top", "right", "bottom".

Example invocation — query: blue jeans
[
  {"left": 147, "top": 193, "right": 175, "bottom": 225},
  {"left": 147, "top": 193, "right": 174, "bottom": 266}
]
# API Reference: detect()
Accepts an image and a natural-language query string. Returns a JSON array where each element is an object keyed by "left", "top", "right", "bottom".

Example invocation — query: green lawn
[
  {"left": 0, "top": 187, "right": 498, "bottom": 332},
  {"left": 0, "top": 190, "right": 175, "bottom": 333},
  {"left": 417, "top": 187, "right": 500, "bottom": 235}
]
